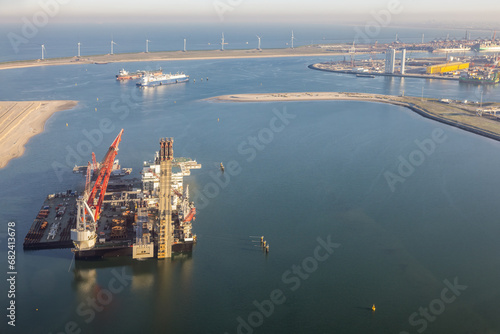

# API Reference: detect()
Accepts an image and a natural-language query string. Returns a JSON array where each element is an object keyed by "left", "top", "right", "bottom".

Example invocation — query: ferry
[{"left": 137, "top": 72, "right": 189, "bottom": 87}]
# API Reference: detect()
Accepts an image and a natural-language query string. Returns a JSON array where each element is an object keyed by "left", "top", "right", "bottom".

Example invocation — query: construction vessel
[
  {"left": 73, "top": 158, "right": 131, "bottom": 177},
  {"left": 24, "top": 130, "right": 202, "bottom": 260}
]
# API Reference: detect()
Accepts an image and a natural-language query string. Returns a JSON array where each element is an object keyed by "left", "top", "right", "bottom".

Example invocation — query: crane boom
[{"left": 87, "top": 129, "right": 124, "bottom": 220}]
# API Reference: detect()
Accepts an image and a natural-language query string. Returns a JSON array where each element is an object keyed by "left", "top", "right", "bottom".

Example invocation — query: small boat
[
  {"left": 220, "top": 162, "right": 225, "bottom": 173},
  {"left": 356, "top": 74, "right": 375, "bottom": 78}
]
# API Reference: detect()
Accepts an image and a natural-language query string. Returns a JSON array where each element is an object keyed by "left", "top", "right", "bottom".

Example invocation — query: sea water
[{"left": 0, "top": 49, "right": 500, "bottom": 333}]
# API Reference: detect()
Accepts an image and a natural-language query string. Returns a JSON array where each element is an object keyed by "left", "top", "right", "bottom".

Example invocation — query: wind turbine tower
[
  {"left": 183, "top": 38, "right": 187, "bottom": 52},
  {"left": 256, "top": 35, "right": 261, "bottom": 50},
  {"left": 41, "top": 44, "right": 46, "bottom": 60},
  {"left": 221, "top": 33, "right": 228, "bottom": 51},
  {"left": 291, "top": 30, "right": 295, "bottom": 49},
  {"left": 77, "top": 42, "right": 81, "bottom": 57},
  {"left": 146, "top": 39, "right": 150, "bottom": 53},
  {"left": 111, "top": 39, "right": 117, "bottom": 55}
]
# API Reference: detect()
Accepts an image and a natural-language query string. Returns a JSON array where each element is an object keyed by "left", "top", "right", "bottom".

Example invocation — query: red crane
[
  {"left": 183, "top": 208, "right": 196, "bottom": 222},
  {"left": 86, "top": 129, "right": 124, "bottom": 221},
  {"left": 91, "top": 152, "right": 98, "bottom": 174}
]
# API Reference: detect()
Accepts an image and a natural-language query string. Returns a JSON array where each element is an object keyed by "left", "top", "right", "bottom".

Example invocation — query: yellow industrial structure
[{"left": 426, "top": 62, "right": 469, "bottom": 74}]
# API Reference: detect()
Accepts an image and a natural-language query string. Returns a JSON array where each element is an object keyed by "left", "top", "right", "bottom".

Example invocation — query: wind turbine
[
  {"left": 146, "top": 39, "right": 150, "bottom": 53},
  {"left": 256, "top": 35, "right": 261, "bottom": 50},
  {"left": 221, "top": 33, "right": 228, "bottom": 51},
  {"left": 77, "top": 42, "right": 81, "bottom": 57},
  {"left": 183, "top": 38, "right": 187, "bottom": 52},
  {"left": 110, "top": 39, "right": 117, "bottom": 55},
  {"left": 290, "top": 30, "right": 295, "bottom": 49},
  {"left": 41, "top": 44, "right": 46, "bottom": 60}
]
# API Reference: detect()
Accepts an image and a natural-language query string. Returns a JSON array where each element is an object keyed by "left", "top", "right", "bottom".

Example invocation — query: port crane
[{"left": 71, "top": 129, "right": 124, "bottom": 251}]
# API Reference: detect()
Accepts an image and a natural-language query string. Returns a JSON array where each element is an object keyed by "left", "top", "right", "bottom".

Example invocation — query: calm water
[{"left": 1, "top": 54, "right": 500, "bottom": 334}]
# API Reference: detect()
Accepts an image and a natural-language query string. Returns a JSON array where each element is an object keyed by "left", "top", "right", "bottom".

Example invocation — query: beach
[
  {"left": 0, "top": 46, "right": 368, "bottom": 71},
  {"left": 210, "top": 92, "right": 500, "bottom": 141},
  {"left": 0, "top": 100, "right": 78, "bottom": 168}
]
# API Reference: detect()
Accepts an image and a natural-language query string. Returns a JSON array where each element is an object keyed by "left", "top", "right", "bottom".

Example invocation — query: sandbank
[
  {"left": 0, "top": 100, "right": 78, "bottom": 168},
  {"left": 210, "top": 92, "right": 500, "bottom": 142}
]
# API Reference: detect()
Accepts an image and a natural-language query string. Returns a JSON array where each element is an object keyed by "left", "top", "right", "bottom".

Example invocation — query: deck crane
[
  {"left": 71, "top": 129, "right": 124, "bottom": 251},
  {"left": 85, "top": 161, "right": 91, "bottom": 193},
  {"left": 91, "top": 152, "right": 98, "bottom": 175}
]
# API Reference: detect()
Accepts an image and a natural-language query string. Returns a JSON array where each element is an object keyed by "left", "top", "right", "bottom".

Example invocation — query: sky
[{"left": 1, "top": 0, "right": 499, "bottom": 27}]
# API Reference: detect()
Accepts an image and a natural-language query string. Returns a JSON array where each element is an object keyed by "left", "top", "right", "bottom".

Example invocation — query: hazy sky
[{"left": 1, "top": 0, "right": 499, "bottom": 26}]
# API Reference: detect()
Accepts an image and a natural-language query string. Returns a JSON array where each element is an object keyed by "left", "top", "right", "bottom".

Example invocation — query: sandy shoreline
[
  {"left": 210, "top": 92, "right": 500, "bottom": 142},
  {"left": 0, "top": 47, "right": 372, "bottom": 71},
  {"left": 0, "top": 100, "right": 78, "bottom": 168}
]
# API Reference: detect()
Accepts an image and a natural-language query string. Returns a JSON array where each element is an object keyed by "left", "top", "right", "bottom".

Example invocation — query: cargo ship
[
  {"left": 471, "top": 43, "right": 500, "bottom": 53},
  {"left": 116, "top": 69, "right": 162, "bottom": 81},
  {"left": 459, "top": 71, "right": 499, "bottom": 85},
  {"left": 432, "top": 47, "right": 470, "bottom": 53},
  {"left": 137, "top": 72, "right": 189, "bottom": 87}
]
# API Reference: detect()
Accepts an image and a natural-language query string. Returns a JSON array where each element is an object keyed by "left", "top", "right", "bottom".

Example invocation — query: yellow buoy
[
  {"left": 66, "top": 123, "right": 68, "bottom": 127},
  {"left": 174, "top": 101, "right": 176, "bottom": 103},
  {"left": 95, "top": 108, "right": 97, "bottom": 112},
  {"left": 372, "top": 304, "right": 376, "bottom": 312},
  {"left": 96, "top": 97, "right": 98, "bottom": 101},
  {"left": 75, "top": 83, "right": 77, "bottom": 86},
  {"left": 217, "top": 118, "right": 219, "bottom": 122}
]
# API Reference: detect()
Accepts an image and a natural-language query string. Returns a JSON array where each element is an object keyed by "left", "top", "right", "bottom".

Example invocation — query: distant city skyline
[{"left": 1, "top": 0, "right": 499, "bottom": 27}]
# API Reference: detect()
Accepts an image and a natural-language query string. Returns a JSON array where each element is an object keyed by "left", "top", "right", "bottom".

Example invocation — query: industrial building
[
  {"left": 385, "top": 48, "right": 396, "bottom": 74},
  {"left": 401, "top": 49, "right": 406, "bottom": 74},
  {"left": 426, "top": 62, "right": 469, "bottom": 74}
]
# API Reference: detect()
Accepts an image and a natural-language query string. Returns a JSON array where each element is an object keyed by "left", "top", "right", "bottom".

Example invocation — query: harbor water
[{"left": 1, "top": 52, "right": 500, "bottom": 333}]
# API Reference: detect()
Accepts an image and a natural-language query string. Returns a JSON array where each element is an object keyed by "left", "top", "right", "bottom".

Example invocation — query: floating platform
[
  {"left": 73, "top": 241, "right": 194, "bottom": 260},
  {"left": 23, "top": 191, "right": 78, "bottom": 250}
]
